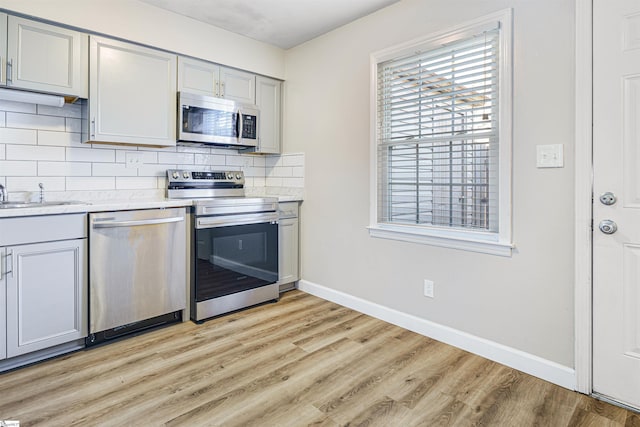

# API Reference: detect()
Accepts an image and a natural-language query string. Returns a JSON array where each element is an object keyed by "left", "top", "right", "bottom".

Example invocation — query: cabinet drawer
[
  {"left": 278, "top": 202, "right": 299, "bottom": 219},
  {"left": 0, "top": 214, "right": 87, "bottom": 246}
]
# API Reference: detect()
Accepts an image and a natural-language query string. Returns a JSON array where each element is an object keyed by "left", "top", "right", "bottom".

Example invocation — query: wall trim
[
  {"left": 299, "top": 280, "right": 576, "bottom": 390},
  {"left": 574, "top": 0, "right": 593, "bottom": 395}
]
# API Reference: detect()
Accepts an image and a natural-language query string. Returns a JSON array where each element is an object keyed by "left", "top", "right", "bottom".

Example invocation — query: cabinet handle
[
  {"left": 6, "top": 58, "right": 13, "bottom": 85},
  {"left": 220, "top": 81, "right": 225, "bottom": 97},
  {"left": 6, "top": 249, "right": 13, "bottom": 278},
  {"left": 91, "top": 118, "right": 96, "bottom": 138},
  {"left": 215, "top": 80, "right": 220, "bottom": 97}
]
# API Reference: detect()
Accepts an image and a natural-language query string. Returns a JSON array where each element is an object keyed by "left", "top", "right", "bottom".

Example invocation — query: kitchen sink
[{"left": 0, "top": 201, "right": 88, "bottom": 209}]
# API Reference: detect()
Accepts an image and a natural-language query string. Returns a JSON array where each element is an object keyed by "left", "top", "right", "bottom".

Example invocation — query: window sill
[{"left": 368, "top": 224, "right": 514, "bottom": 257}]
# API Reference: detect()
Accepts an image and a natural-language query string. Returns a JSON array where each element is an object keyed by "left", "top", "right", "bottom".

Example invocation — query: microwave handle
[{"left": 237, "top": 108, "right": 244, "bottom": 138}]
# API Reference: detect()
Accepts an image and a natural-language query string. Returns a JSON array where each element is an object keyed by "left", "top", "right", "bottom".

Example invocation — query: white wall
[
  {"left": 0, "top": 0, "right": 285, "bottom": 79},
  {"left": 284, "top": 0, "right": 576, "bottom": 367}
]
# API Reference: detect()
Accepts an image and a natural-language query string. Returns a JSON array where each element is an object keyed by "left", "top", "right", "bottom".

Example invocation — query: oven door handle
[
  {"left": 92, "top": 216, "right": 184, "bottom": 228},
  {"left": 196, "top": 212, "right": 278, "bottom": 229}
]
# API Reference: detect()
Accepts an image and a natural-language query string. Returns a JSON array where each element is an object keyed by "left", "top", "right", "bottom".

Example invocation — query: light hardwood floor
[{"left": 0, "top": 290, "right": 638, "bottom": 426}]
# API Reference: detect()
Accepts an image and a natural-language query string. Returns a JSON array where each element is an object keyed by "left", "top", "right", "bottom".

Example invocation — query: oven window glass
[
  {"left": 195, "top": 222, "right": 278, "bottom": 300},
  {"left": 182, "top": 106, "right": 238, "bottom": 137}
]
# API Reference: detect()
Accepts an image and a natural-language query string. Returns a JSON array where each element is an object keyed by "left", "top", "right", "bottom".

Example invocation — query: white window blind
[{"left": 377, "top": 27, "right": 500, "bottom": 233}]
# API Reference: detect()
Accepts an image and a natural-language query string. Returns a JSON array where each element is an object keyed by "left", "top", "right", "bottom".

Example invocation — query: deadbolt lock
[{"left": 599, "top": 192, "right": 617, "bottom": 206}]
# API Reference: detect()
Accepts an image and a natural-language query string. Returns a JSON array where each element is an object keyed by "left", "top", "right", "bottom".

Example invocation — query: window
[{"left": 369, "top": 10, "right": 513, "bottom": 256}]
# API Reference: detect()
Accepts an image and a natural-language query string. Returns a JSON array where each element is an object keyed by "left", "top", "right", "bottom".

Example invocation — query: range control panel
[{"left": 167, "top": 169, "right": 244, "bottom": 184}]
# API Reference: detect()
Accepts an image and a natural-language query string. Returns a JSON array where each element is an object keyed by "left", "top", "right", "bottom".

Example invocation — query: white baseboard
[{"left": 298, "top": 279, "right": 576, "bottom": 390}]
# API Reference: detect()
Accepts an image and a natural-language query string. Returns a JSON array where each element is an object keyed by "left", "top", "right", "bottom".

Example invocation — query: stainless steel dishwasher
[{"left": 87, "top": 208, "right": 187, "bottom": 346}]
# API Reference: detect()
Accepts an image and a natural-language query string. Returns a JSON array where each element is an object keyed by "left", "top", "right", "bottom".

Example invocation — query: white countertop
[{"left": 0, "top": 194, "right": 302, "bottom": 218}]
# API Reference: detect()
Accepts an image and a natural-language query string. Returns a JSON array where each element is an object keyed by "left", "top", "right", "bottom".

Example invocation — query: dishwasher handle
[{"left": 92, "top": 216, "right": 184, "bottom": 229}]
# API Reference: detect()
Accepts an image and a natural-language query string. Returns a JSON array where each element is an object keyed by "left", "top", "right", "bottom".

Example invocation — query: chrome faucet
[
  {"left": 38, "top": 182, "right": 45, "bottom": 203},
  {"left": 0, "top": 183, "right": 6, "bottom": 202}
]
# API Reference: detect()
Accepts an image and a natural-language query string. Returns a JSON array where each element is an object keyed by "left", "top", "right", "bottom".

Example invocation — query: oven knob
[
  {"left": 236, "top": 173, "right": 242, "bottom": 180},
  {"left": 227, "top": 173, "right": 234, "bottom": 180},
  {"left": 183, "top": 171, "right": 190, "bottom": 179},
  {"left": 172, "top": 171, "right": 179, "bottom": 179}
]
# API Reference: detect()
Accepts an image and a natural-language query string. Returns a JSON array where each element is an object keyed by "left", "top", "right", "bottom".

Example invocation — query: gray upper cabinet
[
  {"left": 87, "top": 36, "right": 177, "bottom": 147},
  {"left": 0, "top": 14, "right": 88, "bottom": 97},
  {"left": 178, "top": 56, "right": 218, "bottom": 97},
  {"left": 220, "top": 66, "right": 255, "bottom": 104},
  {"left": 255, "top": 76, "right": 282, "bottom": 154},
  {"left": 178, "top": 56, "right": 256, "bottom": 104}
]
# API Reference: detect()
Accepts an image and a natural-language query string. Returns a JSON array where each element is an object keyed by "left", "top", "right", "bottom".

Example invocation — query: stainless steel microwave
[{"left": 177, "top": 92, "right": 259, "bottom": 148}]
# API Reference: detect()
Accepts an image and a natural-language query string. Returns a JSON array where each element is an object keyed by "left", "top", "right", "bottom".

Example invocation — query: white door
[
  {"left": 593, "top": 0, "right": 640, "bottom": 410},
  {"left": 178, "top": 56, "right": 220, "bottom": 97}
]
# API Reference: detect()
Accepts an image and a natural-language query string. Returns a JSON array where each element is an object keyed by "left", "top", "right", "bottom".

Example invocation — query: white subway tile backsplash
[
  {"left": 0, "top": 102, "right": 305, "bottom": 195},
  {"left": 65, "top": 117, "right": 82, "bottom": 133},
  {"left": 271, "top": 166, "right": 293, "bottom": 177},
  {"left": 0, "top": 128, "right": 37, "bottom": 145},
  {"left": 266, "top": 177, "right": 283, "bottom": 187},
  {"left": 282, "top": 177, "right": 305, "bottom": 188},
  {"left": 265, "top": 156, "right": 280, "bottom": 167},
  {"left": 0, "top": 100, "right": 36, "bottom": 114},
  {"left": 177, "top": 145, "right": 211, "bottom": 154},
  {"left": 7, "top": 144, "right": 65, "bottom": 161},
  {"left": 292, "top": 166, "right": 305, "bottom": 178},
  {"left": 158, "top": 152, "right": 194, "bottom": 164},
  {"left": 116, "top": 176, "right": 158, "bottom": 190},
  {"left": 282, "top": 154, "right": 305, "bottom": 167},
  {"left": 38, "top": 130, "right": 82, "bottom": 147},
  {"left": 8, "top": 176, "right": 65, "bottom": 192},
  {"left": 66, "top": 147, "right": 115, "bottom": 163},
  {"left": 195, "top": 153, "right": 225, "bottom": 166},
  {"left": 92, "top": 163, "right": 137, "bottom": 177},
  {"left": 38, "top": 161, "right": 91, "bottom": 176},
  {"left": 226, "top": 155, "right": 253, "bottom": 167},
  {"left": 7, "top": 112, "right": 66, "bottom": 131},
  {"left": 0, "top": 160, "right": 37, "bottom": 176},
  {"left": 138, "top": 164, "right": 173, "bottom": 177},
  {"left": 66, "top": 177, "right": 115, "bottom": 191},
  {"left": 38, "top": 103, "right": 83, "bottom": 118}
]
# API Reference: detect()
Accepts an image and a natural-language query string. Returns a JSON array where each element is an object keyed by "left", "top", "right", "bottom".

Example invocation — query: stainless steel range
[{"left": 167, "top": 169, "right": 279, "bottom": 321}]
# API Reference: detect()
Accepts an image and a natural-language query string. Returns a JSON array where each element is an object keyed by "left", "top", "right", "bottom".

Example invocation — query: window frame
[{"left": 368, "top": 9, "right": 514, "bottom": 257}]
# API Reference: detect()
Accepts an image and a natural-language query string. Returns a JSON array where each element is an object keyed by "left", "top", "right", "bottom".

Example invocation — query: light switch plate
[
  {"left": 536, "top": 144, "right": 564, "bottom": 168},
  {"left": 125, "top": 152, "right": 143, "bottom": 169}
]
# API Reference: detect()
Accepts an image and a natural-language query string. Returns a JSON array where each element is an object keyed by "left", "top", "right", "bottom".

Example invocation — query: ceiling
[{"left": 139, "top": 0, "right": 401, "bottom": 49}]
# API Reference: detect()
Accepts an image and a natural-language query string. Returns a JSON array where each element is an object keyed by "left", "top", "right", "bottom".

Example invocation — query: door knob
[
  {"left": 599, "top": 219, "right": 618, "bottom": 234},
  {"left": 599, "top": 192, "right": 617, "bottom": 206}
]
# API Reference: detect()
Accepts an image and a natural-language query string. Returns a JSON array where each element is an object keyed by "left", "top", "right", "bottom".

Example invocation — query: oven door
[{"left": 194, "top": 216, "right": 278, "bottom": 301}]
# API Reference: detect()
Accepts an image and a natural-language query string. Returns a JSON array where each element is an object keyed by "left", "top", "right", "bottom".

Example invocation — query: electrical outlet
[
  {"left": 125, "top": 152, "right": 143, "bottom": 169},
  {"left": 423, "top": 279, "right": 434, "bottom": 298}
]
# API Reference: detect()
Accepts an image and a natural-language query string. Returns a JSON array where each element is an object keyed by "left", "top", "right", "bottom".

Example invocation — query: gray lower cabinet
[
  {"left": 278, "top": 202, "right": 300, "bottom": 292},
  {"left": 0, "top": 256, "right": 5, "bottom": 360},
  {"left": 0, "top": 214, "right": 87, "bottom": 363}
]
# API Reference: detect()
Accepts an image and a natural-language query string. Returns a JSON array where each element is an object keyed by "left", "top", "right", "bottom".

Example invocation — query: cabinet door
[
  {"left": 178, "top": 56, "right": 219, "bottom": 97},
  {"left": 0, "top": 14, "right": 6, "bottom": 86},
  {"left": 6, "top": 239, "right": 87, "bottom": 358},
  {"left": 278, "top": 217, "right": 299, "bottom": 286},
  {"left": 220, "top": 66, "right": 255, "bottom": 104},
  {"left": 89, "top": 36, "right": 176, "bottom": 147},
  {"left": 0, "top": 248, "right": 6, "bottom": 360},
  {"left": 7, "top": 16, "right": 88, "bottom": 97},
  {"left": 255, "top": 76, "right": 282, "bottom": 154}
]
